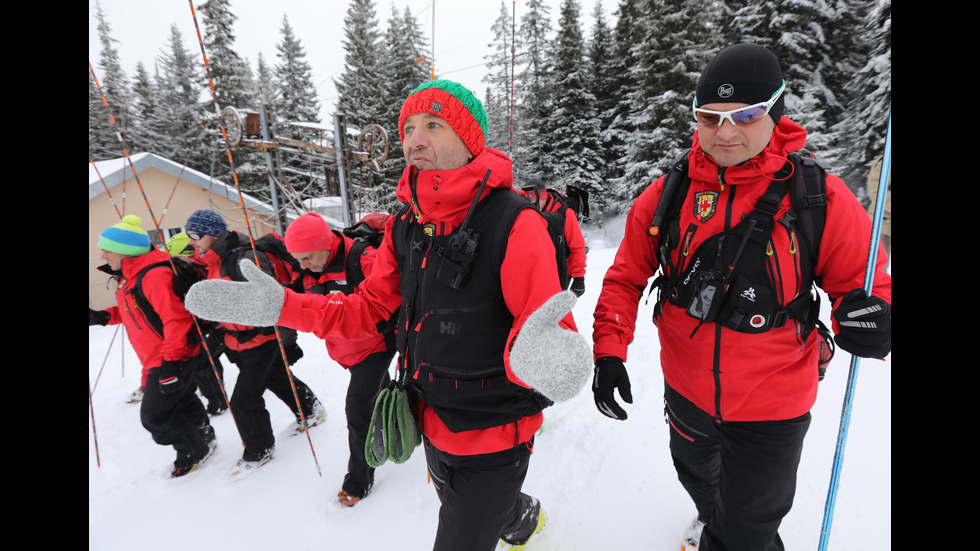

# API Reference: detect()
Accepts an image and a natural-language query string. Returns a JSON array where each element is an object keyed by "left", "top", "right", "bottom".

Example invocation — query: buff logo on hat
[
  {"left": 695, "top": 43, "right": 785, "bottom": 124},
  {"left": 399, "top": 80, "right": 488, "bottom": 157}
]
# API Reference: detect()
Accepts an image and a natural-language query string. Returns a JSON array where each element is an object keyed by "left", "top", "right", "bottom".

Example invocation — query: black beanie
[{"left": 695, "top": 43, "right": 785, "bottom": 124}]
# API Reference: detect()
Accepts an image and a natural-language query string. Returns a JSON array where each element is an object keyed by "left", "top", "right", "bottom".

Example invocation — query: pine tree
[
  {"left": 254, "top": 53, "right": 276, "bottom": 106},
  {"left": 198, "top": 0, "right": 264, "bottom": 195},
  {"left": 273, "top": 15, "right": 322, "bottom": 129},
  {"left": 371, "top": 5, "right": 429, "bottom": 213},
  {"left": 335, "top": 0, "right": 383, "bottom": 132},
  {"left": 483, "top": 1, "right": 517, "bottom": 153},
  {"left": 587, "top": 0, "right": 618, "bottom": 199},
  {"left": 600, "top": 0, "right": 644, "bottom": 208},
  {"left": 90, "top": 1, "right": 132, "bottom": 160},
  {"left": 514, "top": 0, "right": 555, "bottom": 182},
  {"left": 335, "top": 0, "right": 386, "bottom": 216},
  {"left": 618, "top": 0, "right": 710, "bottom": 206},
  {"left": 272, "top": 14, "right": 324, "bottom": 198},
  {"left": 830, "top": 0, "right": 890, "bottom": 194},
  {"left": 547, "top": 0, "right": 606, "bottom": 207},
  {"left": 128, "top": 62, "right": 156, "bottom": 156},
  {"left": 151, "top": 24, "right": 209, "bottom": 171}
]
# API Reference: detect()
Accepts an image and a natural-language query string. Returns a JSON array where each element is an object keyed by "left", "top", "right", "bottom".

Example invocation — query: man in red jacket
[
  {"left": 519, "top": 179, "right": 588, "bottom": 297},
  {"left": 284, "top": 212, "right": 396, "bottom": 507},
  {"left": 591, "top": 44, "right": 891, "bottom": 551},
  {"left": 185, "top": 209, "right": 325, "bottom": 476},
  {"left": 89, "top": 215, "right": 217, "bottom": 478},
  {"left": 185, "top": 80, "right": 592, "bottom": 551}
]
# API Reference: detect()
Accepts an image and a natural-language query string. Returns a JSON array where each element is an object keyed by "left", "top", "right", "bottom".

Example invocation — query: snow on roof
[{"left": 88, "top": 152, "right": 271, "bottom": 214}]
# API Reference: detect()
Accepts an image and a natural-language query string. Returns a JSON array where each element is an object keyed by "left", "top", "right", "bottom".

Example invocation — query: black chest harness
[{"left": 650, "top": 151, "right": 827, "bottom": 340}]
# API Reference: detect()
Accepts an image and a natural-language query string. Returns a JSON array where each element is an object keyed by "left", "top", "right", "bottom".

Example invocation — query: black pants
[
  {"left": 665, "top": 383, "right": 810, "bottom": 551},
  {"left": 225, "top": 339, "right": 319, "bottom": 459},
  {"left": 195, "top": 329, "right": 227, "bottom": 409},
  {"left": 423, "top": 436, "right": 538, "bottom": 551},
  {"left": 342, "top": 349, "right": 395, "bottom": 497},
  {"left": 140, "top": 358, "right": 211, "bottom": 461}
]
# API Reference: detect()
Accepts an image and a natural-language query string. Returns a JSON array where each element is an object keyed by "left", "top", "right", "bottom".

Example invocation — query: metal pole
[
  {"left": 333, "top": 114, "right": 354, "bottom": 227},
  {"left": 817, "top": 107, "right": 892, "bottom": 551},
  {"left": 259, "top": 104, "right": 285, "bottom": 235}
]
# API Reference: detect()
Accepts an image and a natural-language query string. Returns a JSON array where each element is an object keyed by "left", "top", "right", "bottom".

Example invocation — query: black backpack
[
  {"left": 342, "top": 213, "right": 393, "bottom": 286},
  {"left": 649, "top": 150, "right": 828, "bottom": 339},
  {"left": 129, "top": 258, "right": 208, "bottom": 339},
  {"left": 520, "top": 188, "right": 572, "bottom": 289},
  {"left": 224, "top": 232, "right": 300, "bottom": 284}
]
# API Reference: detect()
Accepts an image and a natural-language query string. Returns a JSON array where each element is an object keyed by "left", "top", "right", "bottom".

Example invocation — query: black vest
[{"left": 391, "top": 189, "right": 551, "bottom": 432}]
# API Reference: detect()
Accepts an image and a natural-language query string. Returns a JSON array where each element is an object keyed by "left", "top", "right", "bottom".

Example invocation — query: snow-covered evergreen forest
[{"left": 89, "top": 0, "right": 891, "bottom": 220}]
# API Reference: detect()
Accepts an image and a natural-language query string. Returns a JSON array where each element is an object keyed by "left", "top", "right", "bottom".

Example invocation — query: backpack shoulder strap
[
  {"left": 648, "top": 150, "right": 692, "bottom": 239},
  {"left": 784, "top": 151, "right": 828, "bottom": 268},
  {"left": 345, "top": 239, "right": 370, "bottom": 286},
  {"left": 130, "top": 260, "right": 177, "bottom": 337}
]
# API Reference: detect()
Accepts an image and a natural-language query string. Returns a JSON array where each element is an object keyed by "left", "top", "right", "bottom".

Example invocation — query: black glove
[
  {"left": 285, "top": 342, "right": 304, "bottom": 365},
  {"left": 592, "top": 356, "right": 633, "bottom": 420},
  {"left": 833, "top": 289, "right": 891, "bottom": 358},
  {"left": 570, "top": 276, "right": 586, "bottom": 297},
  {"left": 157, "top": 360, "right": 187, "bottom": 395},
  {"left": 170, "top": 265, "right": 200, "bottom": 297},
  {"left": 89, "top": 308, "right": 110, "bottom": 326}
]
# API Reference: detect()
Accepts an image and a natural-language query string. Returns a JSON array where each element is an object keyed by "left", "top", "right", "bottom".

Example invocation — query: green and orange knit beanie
[{"left": 398, "top": 80, "right": 488, "bottom": 157}]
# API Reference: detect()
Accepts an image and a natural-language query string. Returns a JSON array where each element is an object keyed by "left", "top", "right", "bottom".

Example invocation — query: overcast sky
[{"left": 89, "top": 0, "right": 617, "bottom": 126}]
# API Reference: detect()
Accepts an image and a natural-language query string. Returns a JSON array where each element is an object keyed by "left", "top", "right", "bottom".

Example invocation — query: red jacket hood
[
  {"left": 690, "top": 117, "right": 808, "bottom": 187},
  {"left": 395, "top": 147, "right": 514, "bottom": 230}
]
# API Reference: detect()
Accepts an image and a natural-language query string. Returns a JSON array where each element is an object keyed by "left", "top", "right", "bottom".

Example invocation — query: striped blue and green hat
[{"left": 98, "top": 214, "right": 152, "bottom": 256}]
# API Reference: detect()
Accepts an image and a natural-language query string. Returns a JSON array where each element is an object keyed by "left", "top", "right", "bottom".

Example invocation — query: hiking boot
[
  {"left": 681, "top": 516, "right": 707, "bottom": 551},
  {"left": 171, "top": 436, "right": 216, "bottom": 478},
  {"left": 126, "top": 387, "right": 144, "bottom": 403},
  {"left": 206, "top": 402, "right": 228, "bottom": 416},
  {"left": 337, "top": 488, "right": 367, "bottom": 507},
  {"left": 294, "top": 400, "right": 326, "bottom": 432},
  {"left": 200, "top": 423, "right": 217, "bottom": 449},
  {"left": 229, "top": 447, "right": 275, "bottom": 476},
  {"left": 498, "top": 504, "right": 548, "bottom": 550}
]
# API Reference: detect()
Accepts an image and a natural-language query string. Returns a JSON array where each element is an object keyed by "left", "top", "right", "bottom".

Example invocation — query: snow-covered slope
[{"left": 89, "top": 215, "right": 890, "bottom": 550}]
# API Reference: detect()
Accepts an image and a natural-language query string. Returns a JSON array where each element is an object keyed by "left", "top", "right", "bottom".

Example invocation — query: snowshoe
[
  {"left": 206, "top": 402, "right": 228, "bottom": 416},
  {"left": 126, "top": 387, "right": 144, "bottom": 404},
  {"left": 291, "top": 401, "right": 326, "bottom": 434},
  {"left": 171, "top": 434, "right": 217, "bottom": 478},
  {"left": 228, "top": 447, "right": 275, "bottom": 476},
  {"left": 337, "top": 488, "right": 368, "bottom": 508},
  {"left": 681, "top": 516, "right": 707, "bottom": 550},
  {"left": 498, "top": 503, "right": 548, "bottom": 550}
]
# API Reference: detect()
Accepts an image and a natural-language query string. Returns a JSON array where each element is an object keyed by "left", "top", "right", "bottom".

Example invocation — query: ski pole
[
  {"left": 92, "top": 324, "right": 121, "bottom": 393},
  {"left": 817, "top": 107, "right": 891, "bottom": 551},
  {"left": 89, "top": 378, "right": 101, "bottom": 468},
  {"left": 90, "top": 61, "right": 240, "bottom": 443},
  {"left": 188, "top": 0, "right": 321, "bottom": 476}
]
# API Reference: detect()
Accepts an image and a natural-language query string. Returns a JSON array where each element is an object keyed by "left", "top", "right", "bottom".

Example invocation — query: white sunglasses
[{"left": 693, "top": 80, "right": 786, "bottom": 127}]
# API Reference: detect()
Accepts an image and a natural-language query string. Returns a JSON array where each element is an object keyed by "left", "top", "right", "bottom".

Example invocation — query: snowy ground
[{"left": 88, "top": 214, "right": 890, "bottom": 550}]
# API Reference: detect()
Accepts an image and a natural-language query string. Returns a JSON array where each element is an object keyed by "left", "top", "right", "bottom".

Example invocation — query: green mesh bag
[{"left": 365, "top": 380, "right": 420, "bottom": 468}]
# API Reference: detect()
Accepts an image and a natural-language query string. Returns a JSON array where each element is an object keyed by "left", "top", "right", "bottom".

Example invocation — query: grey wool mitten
[
  {"left": 185, "top": 258, "right": 284, "bottom": 327},
  {"left": 510, "top": 290, "right": 592, "bottom": 402}
]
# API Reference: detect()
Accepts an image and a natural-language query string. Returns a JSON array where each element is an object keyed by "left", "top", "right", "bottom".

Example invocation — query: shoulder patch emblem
[{"left": 694, "top": 191, "right": 719, "bottom": 223}]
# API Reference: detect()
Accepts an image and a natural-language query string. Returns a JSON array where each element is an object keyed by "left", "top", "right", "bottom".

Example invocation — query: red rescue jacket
[
  {"left": 103, "top": 248, "right": 200, "bottom": 388},
  {"left": 278, "top": 147, "right": 576, "bottom": 455},
  {"left": 592, "top": 118, "right": 891, "bottom": 422},
  {"left": 293, "top": 230, "right": 389, "bottom": 368}
]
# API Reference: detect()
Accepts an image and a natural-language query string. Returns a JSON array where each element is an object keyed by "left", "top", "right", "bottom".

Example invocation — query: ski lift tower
[{"left": 220, "top": 106, "right": 390, "bottom": 231}]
